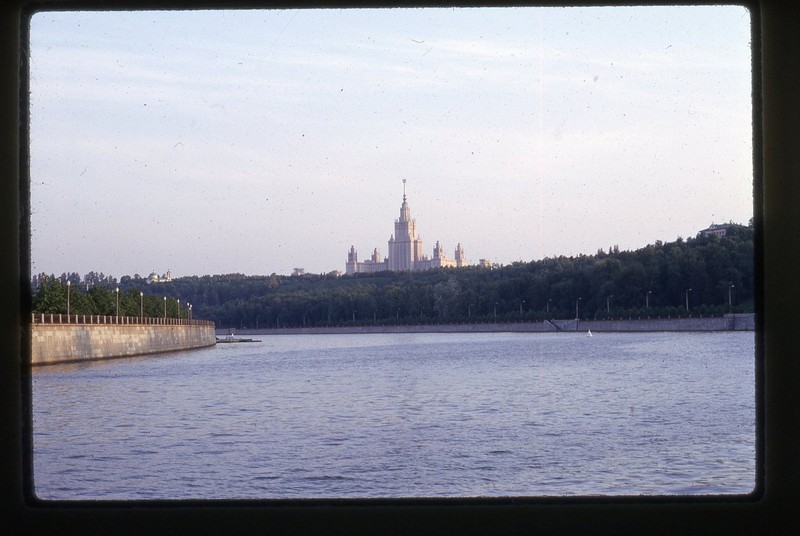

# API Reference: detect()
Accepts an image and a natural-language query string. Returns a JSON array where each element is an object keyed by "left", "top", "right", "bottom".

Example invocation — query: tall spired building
[
  {"left": 346, "top": 180, "right": 467, "bottom": 274},
  {"left": 388, "top": 181, "right": 424, "bottom": 271}
]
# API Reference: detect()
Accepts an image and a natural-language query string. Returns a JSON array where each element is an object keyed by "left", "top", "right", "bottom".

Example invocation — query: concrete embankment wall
[
  {"left": 225, "top": 323, "right": 555, "bottom": 336},
  {"left": 31, "top": 323, "right": 217, "bottom": 365},
  {"left": 573, "top": 313, "right": 755, "bottom": 332},
  {"left": 226, "top": 313, "right": 754, "bottom": 336}
]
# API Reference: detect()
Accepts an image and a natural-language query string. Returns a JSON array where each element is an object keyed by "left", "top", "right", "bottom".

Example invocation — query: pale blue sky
[{"left": 29, "top": 6, "right": 753, "bottom": 277}]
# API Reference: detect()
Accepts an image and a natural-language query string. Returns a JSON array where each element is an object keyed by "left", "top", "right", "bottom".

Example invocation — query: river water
[{"left": 31, "top": 331, "right": 756, "bottom": 499}]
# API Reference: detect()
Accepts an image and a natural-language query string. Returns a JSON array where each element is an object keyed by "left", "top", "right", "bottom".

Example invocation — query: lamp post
[
  {"left": 115, "top": 286, "right": 119, "bottom": 320},
  {"left": 728, "top": 284, "right": 735, "bottom": 313},
  {"left": 646, "top": 290, "right": 652, "bottom": 309},
  {"left": 546, "top": 299, "right": 551, "bottom": 314},
  {"left": 177, "top": 299, "right": 180, "bottom": 320},
  {"left": 685, "top": 288, "right": 692, "bottom": 312},
  {"left": 607, "top": 295, "right": 613, "bottom": 313},
  {"left": 163, "top": 296, "right": 167, "bottom": 319},
  {"left": 140, "top": 291, "right": 143, "bottom": 320},
  {"left": 66, "top": 280, "right": 71, "bottom": 322},
  {"left": 575, "top": 297, "right": 582, "bottom": 320},
  {"left": 520, "top": 300, "right": 525, "bottom": 317},
  {"left": 188, "top": 303, "right": 192, "bottom": 321}
]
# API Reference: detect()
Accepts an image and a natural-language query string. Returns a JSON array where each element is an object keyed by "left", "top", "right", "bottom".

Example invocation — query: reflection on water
[{"left": 32, "top": 331, "right": 755, "bottom": 499}]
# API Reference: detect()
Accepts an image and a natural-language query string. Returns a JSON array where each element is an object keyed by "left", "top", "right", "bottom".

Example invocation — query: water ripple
[{"left": 32, "top": 331, "right": 756, "bottom": 499}]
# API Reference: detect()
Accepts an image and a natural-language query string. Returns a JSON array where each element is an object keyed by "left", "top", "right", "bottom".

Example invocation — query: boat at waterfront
[{"left": 216, "top": 330, "right": 261, "bottom": 344}]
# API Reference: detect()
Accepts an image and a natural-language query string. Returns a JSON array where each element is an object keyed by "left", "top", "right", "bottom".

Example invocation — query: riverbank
[
  {"left": 30, "top": 315, "right": 216, "bottom": 365},
  {"left": 222, "top": 313, "right": 755, "bottom": 336}
]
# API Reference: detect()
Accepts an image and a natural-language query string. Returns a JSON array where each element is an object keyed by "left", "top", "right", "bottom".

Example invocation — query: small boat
[
  {"left": 587, "top": 330, "right": 593, "bottom": 337},
  {"left": 216, "top": 337, "right": 261, "bottom": 344},
  {"left": 216, "top": 330, "right": 261, "bottom": 344}
]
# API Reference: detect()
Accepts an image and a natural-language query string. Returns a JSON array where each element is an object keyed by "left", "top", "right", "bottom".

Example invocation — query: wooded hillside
[{"left": 32, "top": 225, "right": 754, "bottom": 329}]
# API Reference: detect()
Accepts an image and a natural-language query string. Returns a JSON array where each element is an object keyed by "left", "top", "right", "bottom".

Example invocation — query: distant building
[
  {"left": 699, "top": 223, "right": 737, "bottom": 238},
  {"left": 346, "top": 181, "right": 469, "bottom": 274},
  {"left": 148, "top": 270, "right": 172, "bottom": 284}
]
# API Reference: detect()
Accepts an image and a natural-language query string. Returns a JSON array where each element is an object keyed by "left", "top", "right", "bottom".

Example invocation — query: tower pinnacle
[{"left": 399, "top": 179, "right": 411, "bottom": 222}]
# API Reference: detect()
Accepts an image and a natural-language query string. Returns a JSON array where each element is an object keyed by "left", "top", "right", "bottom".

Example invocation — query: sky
[{"left": 28, "top": 6, "right": 754, "bottom": 278}]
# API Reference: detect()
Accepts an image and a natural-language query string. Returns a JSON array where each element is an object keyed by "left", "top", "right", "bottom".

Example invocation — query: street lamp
[
  {"left": 646, "top": 290, "right": 652, "bottom": 309},
  {"left": 728, "top": 284, "right": 735, "bottom": 313},
  {"left": 575, "top": 297, "right": 582, "bottom": 320},
  {"left": 520, "top": 300, "right": 525, "bottom": 317},
  {"left": 140, "top": 291, "right": 143, "bottom": 320},
  {"left": 607, "top": 295, "right": 613, "bottom": 313},
  {"left": 66, "top": 280, "right": 71, "bottom": 321},
  {"left": 163, "top": 296, "right": 167, "bottom": 319},
  {"left": 177, "top": 299, "right": 180, "bottom": 320},
  {"left": 685, "top": 288, "right": 692, "bottom": 312},
  {"left": 188, "top": 303, "right": 192, "bottom": 321},
  {"left": 115, "top": 286, "right": 119, "bottom": 319},
  {"left": 546, "top": 298, "right": 551, "bottom": 314}
]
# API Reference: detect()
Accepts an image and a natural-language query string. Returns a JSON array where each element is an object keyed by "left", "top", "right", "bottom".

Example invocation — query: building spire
[{"left": 399, "top": 179, "right": 411, "bottom": 222}]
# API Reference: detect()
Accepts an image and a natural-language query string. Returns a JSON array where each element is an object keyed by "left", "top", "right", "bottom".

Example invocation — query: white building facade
[
  {"left": 346, "top": 182, "right": 467, "bottom": 275},
  {"left": 148, "top": 270, "right": 172, "bottom": 284}
]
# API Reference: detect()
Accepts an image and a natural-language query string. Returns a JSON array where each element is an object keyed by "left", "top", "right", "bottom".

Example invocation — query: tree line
[
  {"left": 31, "top": 225, "right": 754, "bottom": 328},
  {"left": 31, "top": 275, "right": 188, "bottom": 319}
]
